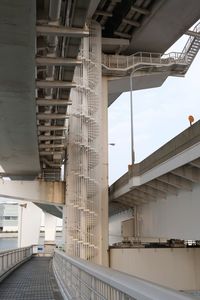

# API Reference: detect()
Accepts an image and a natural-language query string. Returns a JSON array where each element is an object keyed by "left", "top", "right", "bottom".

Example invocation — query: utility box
[{"left": 122, "top": 218, "right": 135, "bottom": 238}]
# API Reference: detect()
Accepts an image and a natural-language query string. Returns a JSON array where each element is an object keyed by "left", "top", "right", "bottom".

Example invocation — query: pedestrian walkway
[{"left": 0, "top": 257, "right": 63, "bottom": 300}]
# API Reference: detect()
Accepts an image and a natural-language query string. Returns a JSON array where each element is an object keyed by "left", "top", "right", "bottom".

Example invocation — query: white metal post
[{"left": 130, "top": 74, "right": 135, "bottom": 165}]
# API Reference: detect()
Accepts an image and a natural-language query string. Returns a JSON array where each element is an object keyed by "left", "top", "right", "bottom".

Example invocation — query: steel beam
[
  {"left": 129, "top": 189, "right": 155, "bottom": 202},
  {"left": 41, "top": 158, "right": 61, "bottom": 168},
  {"left": 123, "top": 193, "right": 147, "bottom": 204},
  {"left": 114, "top": 31, "right": 131, "bottom": 39},
  {"left": 36, "top": 99, "right": 72, "bottom": 106},
  {"left": 171, "top": 165, "right": 200, "bottom": 183},
  {"left": 125, "top": 197, "right": 145, "bottom": 205},
  {"left": 146, "top": 180, "right": 178, "bottom": 195},
  {"left": 122, "top": 18, "right": 140, "bottom": 27},
  {"left": 121, "top": 198, "right": 139, "bottom": 207},
  {"left": 36, "top": 57, "right": 82, "bottom": 66},
  {"left": 36, "top": 80, "right": 76, "bottom": 89},
  {"left": 39, "top": 151, "right": 64, "bottom": 156},
  {"left": 38, "top": 126, "right": 66, "bottom": 131},
  {"left": 39, "top": 144, "right": 65, "bottom": 149},
  {"left": 95, "top": 10, "right": 112, "bottom": 17},
  {"left": 37, "top": 114, "right": 69, "bottom": 120},
  {"left": 38, "top": 136, "right": 65, "bottom": 141},
  {"left": 190, "top": 158, "right": 200, "bottom": 169},
  {"left": 131, "top": 5, "right": 149, "bottom": 15},
  {"left": 36, "top": 25, "right": 89, "bottom": 37},
  {"left": 136, "top": 186, "right": 166, "bottom": 199},
  {"left": 116, "top": 197, "right": 138, "bottom": 207},
  {"left": 102, "top": 38, "right": 129, "bottom": 46},
  {"left": 157, "top": 173, "right": 193, "bottom": 191}
]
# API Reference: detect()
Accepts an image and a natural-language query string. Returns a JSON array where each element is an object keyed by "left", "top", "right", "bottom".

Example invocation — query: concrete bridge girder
[
  {"left": 0, "top": 180, "right": 65, "bottom": 205},
  {"left": 109, "top": 121, "right": 200, "bottom": 214},
  {"left": 135, "top": 186, "right": 166, "bottom": 199},
  {"left": 157, "top": 173, "right": 193, "bottom": 191},
  {"left": 171, "top": 165, "right": 200, "bottom": 184},
  {"left": 190, "top": 158, "right": 200, "bottom": 168},
  {"left": 129, "top": 189, "right": 156, "bottom": 203},
  {"left": 119, "top": 195, "right": 145, "bottom": 206},
  {"left": 145, "top": 179, "right": 178, "bottom": 196}
]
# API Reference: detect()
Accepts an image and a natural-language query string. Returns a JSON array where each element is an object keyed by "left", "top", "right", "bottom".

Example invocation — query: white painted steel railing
[
  {"left": 102, "top": 51, "right": 187, "bottom": 72},
  {"left": 182, "top": 21, "right": 200, "bottom": 55},
  {"left": 53, "top": 249, "right": 194, "bottom": 300},
  {"left": 0, "top": 246, "right": 33, "bottom": 280}
]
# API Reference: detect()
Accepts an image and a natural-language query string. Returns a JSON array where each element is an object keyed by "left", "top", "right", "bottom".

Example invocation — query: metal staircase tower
[{"left": 183, "top": 22, "right": 200, "bottom": 73}]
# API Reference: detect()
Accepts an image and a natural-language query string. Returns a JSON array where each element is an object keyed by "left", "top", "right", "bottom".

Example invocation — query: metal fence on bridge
[
  {"left": 53, "top": 249, "right": 194, "bottom": 300},
  {"left": 0, "top": 246, "right": 32, "bottom": 282}
]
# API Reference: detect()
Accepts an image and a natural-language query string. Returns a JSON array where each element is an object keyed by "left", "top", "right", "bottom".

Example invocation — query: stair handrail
[
  {"left": 101, "top": 21, "right": 200, "bottom": 72},
  {"left": 181, "top": 21, "right": 200, "bottom": 55},
  {"left": 102, "top": 51, "right": 187, "bottom": 72}
]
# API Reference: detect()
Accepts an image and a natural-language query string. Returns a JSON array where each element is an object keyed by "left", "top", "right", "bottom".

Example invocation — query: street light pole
[
  {"left": 130, "top": 75, "right": 135, "bottom": 165},
  {"left": 129, "top": 65, "right": 155, "bottom": 166},
  {"left": 129, "top": 63, "right": 162, "bottom": 166}
]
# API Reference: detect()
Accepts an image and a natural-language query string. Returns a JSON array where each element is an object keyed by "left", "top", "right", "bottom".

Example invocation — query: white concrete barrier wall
[
  {"left": 139, "top": 183, "right": 200, "bottom": 240},
  {"left": 110, "top": 248, "right": 200, "bottom": 290}
]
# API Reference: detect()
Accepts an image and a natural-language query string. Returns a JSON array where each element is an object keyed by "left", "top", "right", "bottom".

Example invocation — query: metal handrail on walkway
[
  {"left": 0, "top": 246, "right": 33, "bottom": 282},
  {"left": 102, "top": 21, "right": 200, "bottom": 75},
  {"left": 53, "top": 249, "right": 194, "bottom": 300},
  {"left": 102, "top": 51, "right": 187, "bottom": 72}
]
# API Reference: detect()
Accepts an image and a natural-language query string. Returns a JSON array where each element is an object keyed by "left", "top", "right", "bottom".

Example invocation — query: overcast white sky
[{"left": 108, "top": 35, "right": 200, "bottom": 184}]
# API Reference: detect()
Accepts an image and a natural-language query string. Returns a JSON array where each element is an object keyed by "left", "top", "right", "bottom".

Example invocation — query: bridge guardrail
[
  {"left": 53, "top": 249, "right": 194, "bottom": 300},
  {"left": 0, "top": 246, "right": 33, "bottom": 282}
]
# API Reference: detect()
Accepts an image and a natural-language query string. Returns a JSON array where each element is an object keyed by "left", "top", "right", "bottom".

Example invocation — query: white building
[{"left": 0, "top": 202, "right": 18, "bottom": 232}]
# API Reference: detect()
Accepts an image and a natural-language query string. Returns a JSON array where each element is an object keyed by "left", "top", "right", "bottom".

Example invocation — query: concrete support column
[
  {"left": 18, "top": 202, "right": 42, "bottom": 247},
  {"left": 44, "top": 212, "right": 57, "bottom": 255},
  {"left": 44, "top": 212, "right": 57, "bottom": 242}
]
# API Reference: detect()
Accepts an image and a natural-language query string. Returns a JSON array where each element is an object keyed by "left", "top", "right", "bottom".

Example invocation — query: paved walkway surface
[{"left": 0, "top": 257, "right": 63, "bottom": 300}]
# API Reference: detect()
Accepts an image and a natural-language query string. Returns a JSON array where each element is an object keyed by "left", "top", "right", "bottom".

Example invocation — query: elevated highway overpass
[
  {"left": 109, "top": 120, "right": 200, "bottom": 240},
  {"left": 0, "top": 0, "right": 200, "bottom": 179},
  {"left": 0, "top": 0, "right": 200, "bottom": 263},
  {"left": 110, "top": 120, "right": 200, "bottom": 214}
]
